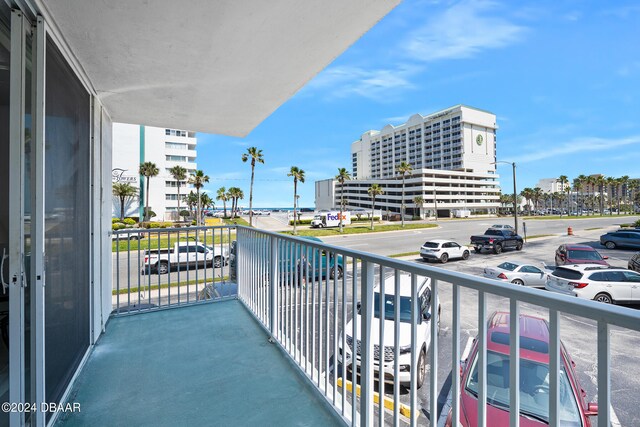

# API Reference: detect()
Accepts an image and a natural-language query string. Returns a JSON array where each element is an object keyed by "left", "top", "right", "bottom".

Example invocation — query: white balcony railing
[{"left": 236, "top": 227, "right": 639, "bottom": 427}]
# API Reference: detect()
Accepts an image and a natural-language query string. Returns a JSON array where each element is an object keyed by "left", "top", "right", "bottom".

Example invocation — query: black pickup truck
[{"left": 470, "top": 228, "right": 524, "bottom": 254}]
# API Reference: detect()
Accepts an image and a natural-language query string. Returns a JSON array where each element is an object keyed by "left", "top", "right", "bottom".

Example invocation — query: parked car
[
  {"left": 339, "top": 274, "right": 440, "bottom": 388},
  {"left": 143, "top": 241, "right": 228, "bottom": 274},
  {"left": 295, "top": 236, "right": 344, "bottom": 280},
  {"left": 470, "top": 228, "right": 524, "bottom": 254},
  {"left": 545, "top": 264, "right": 640, "bottom": 304},
  {"left": 629, "top": 252, "right": 640, "bottom": 273},
  {"left": 599, "top": 231, "right": 640, "bottom": 249},
  {"left": 483, "top": 260, "right": 548, "bottom": 288},
  {"left": 112, "top": 229, "right": 147, "bottom": 241},
  {"left": 445, "top": 311, "right": 597, "bottom": 427},
  {"left": 490, "top": 224, "right": 514, "bottom": 230},
  {"left": 420, "top": 239, "right": 470, "bottom": 263},
  {"left": 554, "top": 244, "right": 609, "bottom": 266}
]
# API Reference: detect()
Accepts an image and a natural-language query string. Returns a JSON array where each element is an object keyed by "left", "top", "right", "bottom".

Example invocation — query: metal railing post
[
  {"left": 360, "top": 260, "right": 375, "bottom": 427},
  {"left": 270, "top": 235, "right": 278, "bottom": 338}
]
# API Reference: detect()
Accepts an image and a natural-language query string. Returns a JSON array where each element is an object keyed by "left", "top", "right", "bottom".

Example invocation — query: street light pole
[{"left": 493, "top": 161, "right": 518, "bottom": 235}]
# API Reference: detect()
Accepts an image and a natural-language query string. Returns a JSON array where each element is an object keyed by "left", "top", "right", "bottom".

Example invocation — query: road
[{"left": 320, "top": 215, "right": 638, "bottom": 256}]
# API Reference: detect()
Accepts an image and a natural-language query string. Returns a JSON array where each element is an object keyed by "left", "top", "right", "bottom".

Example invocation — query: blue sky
[{"left": 197, "top": 0, "right": 640, "bottom": 208}]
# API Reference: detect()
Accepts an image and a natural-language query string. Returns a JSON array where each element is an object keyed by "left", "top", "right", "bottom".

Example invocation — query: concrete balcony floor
[{"left": 55, "top": 300, "right": 341, "bottom": 426}]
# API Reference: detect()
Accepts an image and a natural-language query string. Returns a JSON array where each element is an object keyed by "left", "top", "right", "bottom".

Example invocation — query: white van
[
  {"left": 310, "top": 211, "right": 351, "bottom": 228},
  {"left": 340, "top": 274, "right": 440, "bottom": 388}
]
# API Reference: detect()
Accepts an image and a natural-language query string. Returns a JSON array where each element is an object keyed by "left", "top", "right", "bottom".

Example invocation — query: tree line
[{"left": 515, "top": 175, "right": 639, "bottom": 216}]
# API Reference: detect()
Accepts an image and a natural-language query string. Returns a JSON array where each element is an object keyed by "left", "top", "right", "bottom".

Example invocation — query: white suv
[
  {"left": 546, "top": 264, "right": 640, "bottom": 304},
  {"left": 340, "top": 274, "right": 440, "bottom": 388}
]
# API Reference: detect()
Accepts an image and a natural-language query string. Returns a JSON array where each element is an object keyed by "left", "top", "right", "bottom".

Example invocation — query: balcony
[{"left": 58, "top": 225, "right": 640, "bottom": 426}]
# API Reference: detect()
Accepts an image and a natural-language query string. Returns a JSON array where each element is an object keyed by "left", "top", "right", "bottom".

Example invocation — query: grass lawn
[
  {"left": 112, "top": 275, "right": 229, "bottom": 295},
  {"left": 112, "top": 230, "right": 236, "bottom": 252},
  {"left": 281, "top": 222, "right": 438, "bottom": 237}
]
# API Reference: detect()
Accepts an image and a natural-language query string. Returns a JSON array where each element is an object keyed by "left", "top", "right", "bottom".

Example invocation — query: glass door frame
[{"left": 8, "top": 8, "right": 46, "bottom": 427}]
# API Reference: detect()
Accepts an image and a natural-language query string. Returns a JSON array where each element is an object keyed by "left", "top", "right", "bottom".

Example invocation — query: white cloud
[
  {"left": 404, "top": 0, "right": 526, "bottom": 62},
  {"left": 511, "top": 135, "right": 640, "bottom": 164},
  {"left": 303, "top": 65, "right": 420, "bottom": 101}
]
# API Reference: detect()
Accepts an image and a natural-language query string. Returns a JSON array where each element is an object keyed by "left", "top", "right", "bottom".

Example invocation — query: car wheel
[
  {"left": 157, "top": 261, "right": 169, "bottom": 275},
  {"left": 605, "top": 241, "right": 616, "bottom": 249},
  {"left": 440, "top": 253, "right": 449, "bottom": 263},
  {"left": 594, "top": 293, "right": 613, "bottom": 304},
  {"left": 474, "top": 247, "right": 481, "bottom": 254},
  {"left": 213, "top": 256, "right": 222, "bottom": 268},
  {"left": 416, "top": 349, "right": 426, "bottom": 389},
  {"left": 330, "top": 265, "right": 343, "bottom": 280},
  {"left": 494, "top": 244, "right": 503, "bottom": 254},
  {"left": 511, "top": 279, "right": 525, "bottom": 286},
  {"left": 516, "top": 242, "right": 523, "bottom": 251},
  {"left": 462, "top": 250, "right": 470, "bottom": 260}
]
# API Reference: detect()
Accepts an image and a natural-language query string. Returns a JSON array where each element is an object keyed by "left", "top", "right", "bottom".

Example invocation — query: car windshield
[
  {"left": 497, "top": 262, "right": 519, "bottom": 271},
  {"left": 422, "top": 242, "right": 440, "bottom": 249},
  {"left": 367, "top": 292, "right": 413, "bottom": 323},
  {"left": 465, "top": 350, "right": 581, "bottom": 425},
  {"left": 567, "top": 249, "right": 602, "bottom": 260}
]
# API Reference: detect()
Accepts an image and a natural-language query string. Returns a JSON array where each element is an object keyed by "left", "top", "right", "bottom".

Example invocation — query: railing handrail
[
  {"left": 112, "top": 224, "right": 237, "bottom": 235},
  {"left": 235, "top": 225, "right": 640, "bottom": 332}
]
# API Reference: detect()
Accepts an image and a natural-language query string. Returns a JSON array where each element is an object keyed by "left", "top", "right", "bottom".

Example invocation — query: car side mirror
[
  {"left": 585, "top": 402, "right": 598, "bottom": 416},
  {"left": 603, "top": 256, "right": 609, "bottom": 260},
  {"left": 422, "top": 311, "right": 431, "bottom": 321}
]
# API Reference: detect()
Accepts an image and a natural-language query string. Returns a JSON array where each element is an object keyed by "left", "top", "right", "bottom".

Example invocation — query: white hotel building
[
  {"left": 112, "top": 124, "right": 198, "bottom": 220},
  {"left": 315, "top": 105, "right": 501, "bottom": 217}
]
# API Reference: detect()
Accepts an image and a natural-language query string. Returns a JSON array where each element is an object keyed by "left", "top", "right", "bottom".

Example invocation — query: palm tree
[
  {"left": 241, "top": 147, "right": 265, "bottom": 226},
  {"left": 367, "top": 184, "right": 384, "bottom": 230},
  {"left": 574, "top": 174, "right": 587, "bottom": 215},
  {"left": 532, "top": 187, "right": 543, "bottom": 213},
  {"left": 605, "top": 176, "right": 617, "bottom": 215},
  {"left": 628, "top": 180, "right": 639, "bottom": 213},
  {"left": 413, "top": 195, "right": 425, "bottom": 219},
  {"left": 335, "top": 168, "right": 351, "bottom": 232},
  {"left": 189, "top": 170, "right": 210, "bottom": 226},
  {"left": 592, "top": 175, "right": 604, "bottom": 214},
  {"left": 288, "top": 166, "right": 305, "bottom": 235},
  {"left": 184, "top": 191, "right": 199, "bottom": 219},
  {"left": 520, "top": 188, "right": 534, "bottom": 215},
  {"left": 227, "top": 187, "right": 244, "bottom": 218},
  {"left": 216, "top": 187, "right": 229, "bottom": 218},
  {"left": 396, "top": 161, "right": 413, "bottom": 228},
  {"left": 557, "top": 175, "right": 569, "bottom": 216},
  {"left": 200, "top": 193, "right": 214, "bottom": 213},
  {"left": 112, "top": 182, "right": 138, "bottom": 220},
  {"left": 169, "top": 165, "right": 188, "bottom": 220},
  {"left": 618, "top": 176, "right": 629, "bottom": 214},
  {"left": 139, "top": 162, "right": 159, "bottom": 221}
]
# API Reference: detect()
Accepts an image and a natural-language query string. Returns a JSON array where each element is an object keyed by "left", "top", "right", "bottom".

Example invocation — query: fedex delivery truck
[{"left": 310, "top": 211, "right": 351, "bottom": 228}]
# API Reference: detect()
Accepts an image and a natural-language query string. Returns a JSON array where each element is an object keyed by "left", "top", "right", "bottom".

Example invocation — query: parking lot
[{"left": 355, "top": 226, "right": 640, "bottom": 426}]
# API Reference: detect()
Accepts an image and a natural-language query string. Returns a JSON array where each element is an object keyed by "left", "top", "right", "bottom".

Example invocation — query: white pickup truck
[{"left": 143, "top": 241, "right": 228, "bottom": 274}]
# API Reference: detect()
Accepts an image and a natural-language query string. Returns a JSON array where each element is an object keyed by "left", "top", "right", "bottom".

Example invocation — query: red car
[
  {"left": 445, "top": 312, "right": 597, "bottom": 426},
  {"left": 555, "top": 244, "right": 609, "bottom": 266}
]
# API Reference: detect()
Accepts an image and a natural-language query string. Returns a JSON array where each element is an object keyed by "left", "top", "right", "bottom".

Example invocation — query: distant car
[
  {"left": 490, "top": 224, "right": 514, "bottom": 230},
  {"left": 112, "top": 229, "right": 147, "bottom": 241},
  {"left": 599, "top": 231, "right": 640, "bottom": 249},
  {"left": 554, "top": 244, "right": 609, "bottom": 266},
  {"left": 629, "top": 252, "right": 640, "bottom": 273},
  {"left": 546, "top": 264, "right": 640, "bottom": 304},
  {"left": 445, "top": 311, "right": 597, "bottom": 427},
  {"left": 483, "top": 260, "right": 548, "bottom": 288},
  {"left": 420, "top": 240, "right": 470, "bottom": 263}
]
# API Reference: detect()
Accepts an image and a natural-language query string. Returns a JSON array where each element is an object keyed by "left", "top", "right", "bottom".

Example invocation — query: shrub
[
  {"left": 179, "top": 210, "right": 191, "bottom": 218},
  {"left": 112, "top": 223, "right": 125, "bottom": 230},
  {"left": 289, "top": 219, "right": 313, "bottom": 225},
  {"left": 122, "top": 218, "right": 136, "bottom": 225},
  {"left": 634, "top": 219, "right": 640, "bottom": 228},
  {"left": 112, "top": 217, "right": 121, "bottom": 224},
  {"left": 147, "top": 222, "right": 162, "bottom": 229}
]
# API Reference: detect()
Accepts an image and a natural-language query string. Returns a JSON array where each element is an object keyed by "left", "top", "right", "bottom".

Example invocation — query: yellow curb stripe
[{"left": 337, "top": 377, "right": 413, "bottom": 418}]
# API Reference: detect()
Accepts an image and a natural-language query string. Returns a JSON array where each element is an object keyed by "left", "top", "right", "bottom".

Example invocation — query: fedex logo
[{"left": 327, "top": 213, "right": 346, "bottom": 221}]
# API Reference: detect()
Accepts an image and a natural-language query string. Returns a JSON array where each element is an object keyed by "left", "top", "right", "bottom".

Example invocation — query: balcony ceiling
[{"left": 38, "top": 0, "right": 399, "bottom": 136}]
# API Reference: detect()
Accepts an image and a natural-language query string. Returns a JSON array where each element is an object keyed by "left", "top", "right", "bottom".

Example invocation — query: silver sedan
[{"left": 483, "top": 260, "right": 548, "bottom": 288}]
